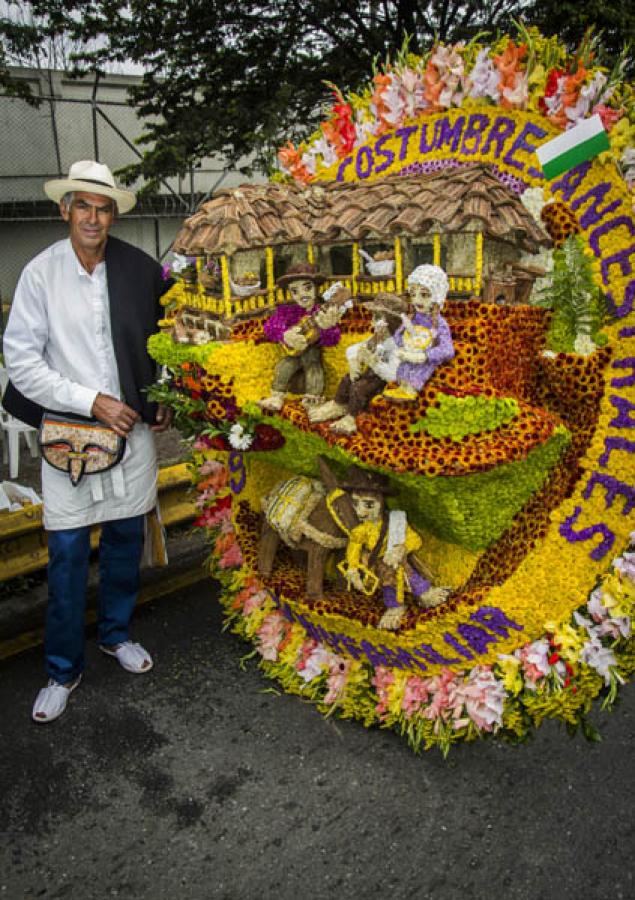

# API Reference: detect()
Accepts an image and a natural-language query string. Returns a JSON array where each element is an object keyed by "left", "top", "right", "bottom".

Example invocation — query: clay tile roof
[{"left": 172, "top": 164, "right": 550, "bottom": 256}]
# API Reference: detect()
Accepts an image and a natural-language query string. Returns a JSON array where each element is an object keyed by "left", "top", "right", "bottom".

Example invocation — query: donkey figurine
[{"left": 258, "top": 456, "right": 357, "bottom": 599}]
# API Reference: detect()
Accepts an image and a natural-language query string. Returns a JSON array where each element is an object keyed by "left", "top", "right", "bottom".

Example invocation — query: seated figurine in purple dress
[
  {"left": 259, "top": 263, "right": 346, "bottom": 413},
  {"left": 383, "top": 265, "right": 455, "bottom": 403}
]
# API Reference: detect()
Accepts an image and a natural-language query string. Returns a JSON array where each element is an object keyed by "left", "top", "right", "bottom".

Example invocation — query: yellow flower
[
  {"left": 544, "top": 621, "right": 585, "bottom": 661},
  {"left": 497, "top": 655, "right": 523, "bottom": 695},
  {"left": 600, "top": 573, "right": 635, "bottom": 618}
]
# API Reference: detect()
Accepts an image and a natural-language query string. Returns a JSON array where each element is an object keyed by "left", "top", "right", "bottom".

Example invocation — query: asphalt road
[{"left": 1, "top": 580, "right": 633, "bottom": 900}]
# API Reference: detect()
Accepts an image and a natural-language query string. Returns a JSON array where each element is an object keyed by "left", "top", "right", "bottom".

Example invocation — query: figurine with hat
[
  {"left": 383, "top": 264, "right": 455, "bottom": 403},
  {"left": 258, "top": 263, "right": 351, "bottom": 413},
  {"left": 309, "top": 291, "right": 408, "bottom": 434},
  {"left": 338, "top": 464, "right": 450, "bottom": 630}
]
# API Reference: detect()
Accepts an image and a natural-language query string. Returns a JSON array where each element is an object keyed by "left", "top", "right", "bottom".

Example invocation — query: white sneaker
[
  {"left": 100, "top": 641, "right": 153, "bottom": 674},
  {"left": 32, "top": 675, "right": 82, "bottom": 724}
]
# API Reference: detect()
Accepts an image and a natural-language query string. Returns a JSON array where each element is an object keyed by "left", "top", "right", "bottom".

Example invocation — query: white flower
[
  {"left": 228, "top": 423, "right": 253, "bottom": 450},
  {"left": 170, "top": 253, "right": 190, "bottom": 273},
  {"left": 468, "top": 48, "right": 500, "bottom": 102},
  {"left": 580, "top": 637, "right": 621, "bottom": 685},
  {"left": 573, "top": 334, "right": 597, "bottom": 356},
  {"left": 298, "top": 646, "right": 336, "bottom": 683},
  {"left": 520, "top": 186, "right": 547, "bottom": 223}
]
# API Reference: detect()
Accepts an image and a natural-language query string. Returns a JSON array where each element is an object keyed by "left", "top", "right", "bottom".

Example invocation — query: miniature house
[{"left": 164, "top": 163, "right": 551, "bottom": 324}]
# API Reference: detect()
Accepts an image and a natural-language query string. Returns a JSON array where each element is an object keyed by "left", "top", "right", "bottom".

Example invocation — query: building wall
[{"left": 0, "top": 66, "right": 265, "bottom": 316}]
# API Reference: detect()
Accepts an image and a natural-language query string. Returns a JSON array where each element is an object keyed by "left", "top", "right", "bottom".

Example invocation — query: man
[{"left": 3, "top": 160, "right": 173, "bottom": 723}]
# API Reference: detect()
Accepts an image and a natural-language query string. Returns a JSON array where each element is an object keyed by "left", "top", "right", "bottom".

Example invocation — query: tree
[
  {"left": 528, "top": 2, "right": 634, "bottom": 74},
  {"left": 0, "top": 1, "right": 632, "bottom": 188}
]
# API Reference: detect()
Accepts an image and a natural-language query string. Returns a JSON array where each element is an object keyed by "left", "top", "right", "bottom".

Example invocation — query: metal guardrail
[{"left": 0, "top": 463, "right": 197, "bottom": 583}]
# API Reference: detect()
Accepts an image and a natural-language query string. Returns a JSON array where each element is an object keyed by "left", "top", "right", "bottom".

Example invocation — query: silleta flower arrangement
[{"left": 148, "top": 28, "right": 635, "bottom": 754}]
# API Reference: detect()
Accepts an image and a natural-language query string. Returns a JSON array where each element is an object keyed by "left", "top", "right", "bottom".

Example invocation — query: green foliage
[
  {"left": 146, "top": 378, "right": 207, "bottom": 438},
  {"left": 536, "top": 235, "right": 608, "bottom": 353},
  {"left": 410, "top": 393, "right": 519, "bottom": 442},
  {"left": 253, "top": 413, "right": 571, "bottom": 550},
  {"left": 527, "top": 1, "right": 635, "bottom": 75},
  {"left": 147, "top": 331, "right": 217, "bottom": 369}
]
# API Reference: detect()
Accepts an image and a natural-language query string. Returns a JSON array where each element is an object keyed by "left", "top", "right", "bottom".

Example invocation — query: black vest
[{"left": 2, "top": 236, "right": 172, "bottom": 428}]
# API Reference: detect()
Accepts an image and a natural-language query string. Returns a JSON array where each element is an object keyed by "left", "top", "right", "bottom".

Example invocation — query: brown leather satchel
[{"left": 39, "top": 413, "right": 125, "bottom": 486}]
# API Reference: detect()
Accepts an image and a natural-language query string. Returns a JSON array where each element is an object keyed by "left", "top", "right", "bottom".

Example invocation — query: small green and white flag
[{"left": 536, "top": 114, "right": 610, "bottom": 180}]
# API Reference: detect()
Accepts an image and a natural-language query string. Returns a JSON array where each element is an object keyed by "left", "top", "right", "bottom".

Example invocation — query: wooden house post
[
  {"left": 433, "top": 233, "right": 441, "bottom": 267},
  {"left": 266, "top": 246, "right": 275, "bottom": 307},
  {"left": 474, "top": 232, "right": 483, "bottom": 296},
  {"left": 394, "top": 236, "right": 403, "bottom": 293},
  {"left": 352, "top": 242, "right": 360, "bottom": 295},
  {"left": 220, "top": 254, "right": 232, "bottom": 317}
]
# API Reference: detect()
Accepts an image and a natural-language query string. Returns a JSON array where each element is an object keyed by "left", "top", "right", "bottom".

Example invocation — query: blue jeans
[{"left": 45, "top": 515, "right": 145, "bottom": 684}]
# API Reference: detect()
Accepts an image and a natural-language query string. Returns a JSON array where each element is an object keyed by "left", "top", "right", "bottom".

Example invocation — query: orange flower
[
  {"left": 277, "top": 141, "right": 312, "bottom": 184},
  {"left": 371, "top": 72, "right": 394, "bottom": 134},
  {"left": 493, "top": 40, "right": 527, "bottom": 82},
  {"left": 423, "top": 60, "right": 444, "bottom": 112}
]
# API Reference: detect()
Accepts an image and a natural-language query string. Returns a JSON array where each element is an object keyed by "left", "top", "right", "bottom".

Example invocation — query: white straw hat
[{"left": 44, "top": 160, "right": 136, "bottom": 214}]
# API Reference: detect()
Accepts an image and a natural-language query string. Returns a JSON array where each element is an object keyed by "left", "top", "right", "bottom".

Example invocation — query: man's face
[
  {"left": 288, "top": 279, "right": 317, "bottom": 309},
  {"left": 408, "top": 283, "right": 435, "bottom": 314},
  {"left": 351, "top": 492, "right": 383, "bottom": 523},
  {"left": 60, "top": 190, "right": 116, "bottom": 256}
]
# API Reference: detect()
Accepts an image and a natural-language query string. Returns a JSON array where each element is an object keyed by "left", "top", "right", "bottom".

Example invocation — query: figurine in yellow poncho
[{"left": 338, "top": 467, "right": 449, "bottom": 630}]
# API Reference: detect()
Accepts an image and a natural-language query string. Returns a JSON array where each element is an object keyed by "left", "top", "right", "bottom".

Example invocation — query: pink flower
[
  {"left": 612, "top": 551, "right": 635, "bottom": 583},
  {"left": 324, "top": 657, "right": 351, "bottom": 704},
  {"left": 243, "top": 590, "right": 268, "bottom": 617},
  {"left": 297, "top": 643, "right": 333, "bottom": 683},
  {"left": 449, "top": 666, "right": 506, "bottom": 732},
  {"left": 580, "top": 637, "right": 621, "bottom": 685},
  {"left": 468, "top": 48, "right": 500, "bottom": 101},
  {"left": 517, "top": 639, "right": 551, "bottom": 688},
  {"left": 371, "top": 666, "right": 395, "bottom": 717},
  {"left": 420, "top": 668, "right": 457, "bottom": 721},
  {"left": 256, "top": 611, "right": 288, "bottom": 661},
  {"left": 593, "top": 104, "right": 622, "bottom": 132},
  {"left": 218, "top": 540, "right": 243, "bottom": 569},
  {"left": 197, "top": 460, "right": 229, "bottom": 493},
  {"left": 401, "top": 676, "right": 432, "bottom": 718}
]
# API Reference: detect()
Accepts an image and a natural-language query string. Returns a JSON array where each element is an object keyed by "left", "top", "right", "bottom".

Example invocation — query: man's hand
[
  {"left": 152, "top": 404, "right": 174, "bottom": 433},
  {"left": 91, "top": 393, "right": 141, "bottom": 438}
]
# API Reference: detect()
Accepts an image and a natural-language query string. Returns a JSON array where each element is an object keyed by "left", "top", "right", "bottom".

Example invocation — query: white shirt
[{"left": 4, "top": 238, "right": 157, "bottom": 530}]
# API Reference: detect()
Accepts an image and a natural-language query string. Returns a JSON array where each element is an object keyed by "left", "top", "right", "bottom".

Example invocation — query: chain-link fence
[{"left": 0, "top": 73, "right": 260, "bottom": 336}]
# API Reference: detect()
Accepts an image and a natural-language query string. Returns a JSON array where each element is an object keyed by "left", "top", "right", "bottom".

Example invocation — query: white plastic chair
[{"left": 0, "top": 367, "right": 39, "bottom": 479}]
